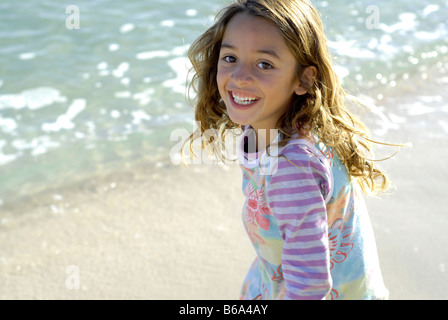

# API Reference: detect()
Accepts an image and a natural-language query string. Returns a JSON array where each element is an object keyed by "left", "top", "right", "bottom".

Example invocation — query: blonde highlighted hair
[{"left": 185, "top": 0, "right": 401, "bottom": 194}]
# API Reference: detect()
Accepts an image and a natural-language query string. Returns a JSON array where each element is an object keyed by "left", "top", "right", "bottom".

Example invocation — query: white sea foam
[
  {"left": 19, "top": 52, "right": 37, "bottom": 60},
  {"left": 110, "top": 110, "right": 121, "bottom": 119},
  {"left": 136, "top": 44, "right": 189, "bottom": 61},
  {"left": 327, "top": 40, "right": 376, "bottom": 59},
  {"left": 407, "top": 104, "right": 433, "bottom": 116},
  {"left": 380, "top": 13, "right": 417, "bottom": 34},
  {"left": 414, "top": 31, "right": 440, "bottom": 40},
  {"left": 0, "top": 140, "right": 18, "bottom": 166},
  {"left": 0, "top": 152, "right": 18, "bottom": 166},
  {"left": 41, "top": 99, "right": 86, "bottom": 132},
  {"left": 112, "top": 62, "right": 130, "bottom": 78},
  {"left": 0, "top": 87, "right": 67, "bottom": 111},
  {"left": 388, "top": 113, "right": 407, "bottom": 124},
  {"left": 119, "top": 23, "right": 135, "bottom": 34},
  {"left": 12, "top": 136, "right": 60, "bottom": 156},
  {"left": 108, "top": 43, "right": 120, "bottom": 52},
  {"left": 133, "top": 88, "right": 155, "bottom": 106},
  {"left": 163, "top": 57, "right": 191, "bottom": 94},
  {"left": 160, "top": 20, "right": 175, "bottom": 27},
  {"left": 415, "top": 27, "right": 446, "bottom": 41},
  {"left": 135, "top": 44, "right": 192, "bottom": 95},
  {"left": 368, "top": 35, "right": 398, "bottom": 56},
  {"left": 418, "top": 95, "right": 443, "bottom": 104},
  {"left": 120, "top": 78, "right": 131, "bottom": 87},
  {"left": 356, "top": 34, "right": 398, "bottom": 58},
  {"left": 334, "top": 65, "right": 349, "bottom": 79},
  {"left": 0, "top": 116, "right": 17, "bottom": 134},
  {"left": 114, "top": 91, "right": 132, "bottom": 99},
  {"left": 186, "top": 9, "right": 197, "bottom": 17},
  {"left": 136, "top": 50, "right": 171, "bottom": 60},
  {"left": 98, "top": 70, "right": 110, "bottom": 77},
  {"left": 97, "top": 62, "right": 108, "bottom": 70},
  {"left": 131, "top": 110, "right": 152, "bottom": 125},
  {"left": 404, "top": 100, "right": 448, "bottom": 116},
  {"left": 171, "top": 44, "right": 190, "bottom": 56},
  {"left": 423, "top": 5, "right": 439, "bottom": 16}
]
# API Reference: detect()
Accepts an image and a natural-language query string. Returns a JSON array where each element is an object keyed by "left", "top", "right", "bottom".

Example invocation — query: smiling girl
[{"left": 185, "top": 0, "right": 392, "bottom": 300}]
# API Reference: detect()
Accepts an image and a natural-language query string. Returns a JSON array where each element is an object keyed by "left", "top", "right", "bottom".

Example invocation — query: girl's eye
[
  {"left": 223, "top": 55, "right": 236, "bottom": 63},
  {"left": 257, "top": 62, "right": 273, "bottom": 70}
]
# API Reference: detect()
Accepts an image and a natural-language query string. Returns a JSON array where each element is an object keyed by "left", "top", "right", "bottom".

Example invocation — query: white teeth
[{"left": 232, "top": 93, "right": 258, "bottom": 105}]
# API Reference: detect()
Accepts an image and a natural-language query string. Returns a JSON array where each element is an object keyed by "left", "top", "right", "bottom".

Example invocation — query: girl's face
[{"left": 217, "top": 13, "right": 305, "bottom": 133}]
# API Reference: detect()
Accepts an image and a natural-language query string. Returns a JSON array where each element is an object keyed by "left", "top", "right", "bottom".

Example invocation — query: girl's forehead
[
  {"left": 222, "top": 13, "right": 289, "bottom": 52},
  {"left": 224, "top": 13, "right": 278, "bottom": 37}
]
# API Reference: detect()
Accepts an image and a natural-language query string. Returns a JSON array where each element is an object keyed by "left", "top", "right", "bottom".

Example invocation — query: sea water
[{"left": 0, "top": 0, "right": 447, "bottom": 207}]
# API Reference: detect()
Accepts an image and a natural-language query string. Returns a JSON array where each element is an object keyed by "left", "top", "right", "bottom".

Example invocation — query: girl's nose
[{"left": 231, "top": 63, "right": 253, "bottom": 86}]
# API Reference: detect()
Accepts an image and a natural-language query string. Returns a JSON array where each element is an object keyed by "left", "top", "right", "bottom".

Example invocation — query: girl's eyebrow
[{"left": 221, "top": 43, "right": 281, "bottom": 60}]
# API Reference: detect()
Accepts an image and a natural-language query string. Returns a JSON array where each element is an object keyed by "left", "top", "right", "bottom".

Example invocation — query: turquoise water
[{"left": 0, "top": 0, "right": 447, "bottom": 206}]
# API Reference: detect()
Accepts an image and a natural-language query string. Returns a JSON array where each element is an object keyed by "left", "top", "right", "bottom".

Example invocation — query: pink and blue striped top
[{"left": 238, "top": 127, "right": 389, "bottom": 300}]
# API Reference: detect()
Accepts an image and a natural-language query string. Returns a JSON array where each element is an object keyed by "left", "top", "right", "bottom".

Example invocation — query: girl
[{"left": 185, "top": 0, "right": 395, "bottom": 300}]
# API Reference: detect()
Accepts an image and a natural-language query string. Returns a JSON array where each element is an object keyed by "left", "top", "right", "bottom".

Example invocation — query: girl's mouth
[{"left": 229, "top": 91, "right": 260, "bottom": 108}]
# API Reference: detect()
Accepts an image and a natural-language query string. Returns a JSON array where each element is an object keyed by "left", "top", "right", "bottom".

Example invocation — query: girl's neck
[{"left": 251, "top": 127, "right": 281, "bottom": 152}]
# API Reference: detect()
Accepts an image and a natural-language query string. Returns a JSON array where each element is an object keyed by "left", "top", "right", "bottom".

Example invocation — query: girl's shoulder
[
  {"left": 268, "top": 136, "right": 334, "bottom": 204},
  {"left": 272, "top": 136, "right": 333, "bottom": 179},
  {"left": 281, "top": 136, "right": 353, "bottom": 195},
  {"left": 278, "top": 136, "right": 331, "bottom": 166}
]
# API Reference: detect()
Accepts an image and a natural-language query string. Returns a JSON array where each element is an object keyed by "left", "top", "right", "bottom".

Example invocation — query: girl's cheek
[{"left": 216, "top": 67, "right": 229, "bottom": 86}]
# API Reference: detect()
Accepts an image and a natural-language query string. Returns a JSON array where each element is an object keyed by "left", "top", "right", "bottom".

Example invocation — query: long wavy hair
[{"left": 184, "top": 0, "right": 401, "bottom": 194}]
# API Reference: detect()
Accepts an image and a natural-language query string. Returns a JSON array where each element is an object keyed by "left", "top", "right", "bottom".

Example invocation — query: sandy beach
[
  {"left": 364, "top": 131, "right": 448, "bottom": 300},
  {"left": 0, "top": 162, "right": 254, "bottom": 299}
]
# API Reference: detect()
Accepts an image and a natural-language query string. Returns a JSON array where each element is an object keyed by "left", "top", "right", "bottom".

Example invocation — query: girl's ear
[{"left": 295, "top": 66, "right": 318, "bottom": 96}]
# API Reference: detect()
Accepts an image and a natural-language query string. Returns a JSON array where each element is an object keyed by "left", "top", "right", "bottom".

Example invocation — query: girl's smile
[{"left": 228, "top": 90, "right": 261, "bottom": 108}]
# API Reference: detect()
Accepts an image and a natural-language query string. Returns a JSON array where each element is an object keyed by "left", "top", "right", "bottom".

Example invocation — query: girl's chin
[
  {"left": 225, "top": 101, "right": 262, "bottom": 126},
  {"left": 227, "top": 115, "right": 250, "bottom": 126},
  {"left": 226, "top": 107, "right": 254, "bottom": 126}
]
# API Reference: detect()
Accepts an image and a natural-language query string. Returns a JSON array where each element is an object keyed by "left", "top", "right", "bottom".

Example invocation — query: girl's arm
[{"left": 267, "top": 143, "right": 333, "bottom": 300}]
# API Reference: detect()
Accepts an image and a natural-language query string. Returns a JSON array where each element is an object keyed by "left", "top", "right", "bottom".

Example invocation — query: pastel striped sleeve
[{"left": 266, "top": 143, "right": 333, "bottom": 300}]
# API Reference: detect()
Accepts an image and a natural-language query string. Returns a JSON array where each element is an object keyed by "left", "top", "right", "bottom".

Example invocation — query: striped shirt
[{"left": 239, "top": 127, "right": 388, "bottom": 300}]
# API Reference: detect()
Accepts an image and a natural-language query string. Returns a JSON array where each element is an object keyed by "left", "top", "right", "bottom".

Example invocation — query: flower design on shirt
[
  {"left": 245, "top": 183, "right": 272, "bottom": 231},
  {"left": 328, "top": 218, "right": 354, "bottom": 269},
  {"left": 328, "top": 289, "right": 339, "bottom": 300}
]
